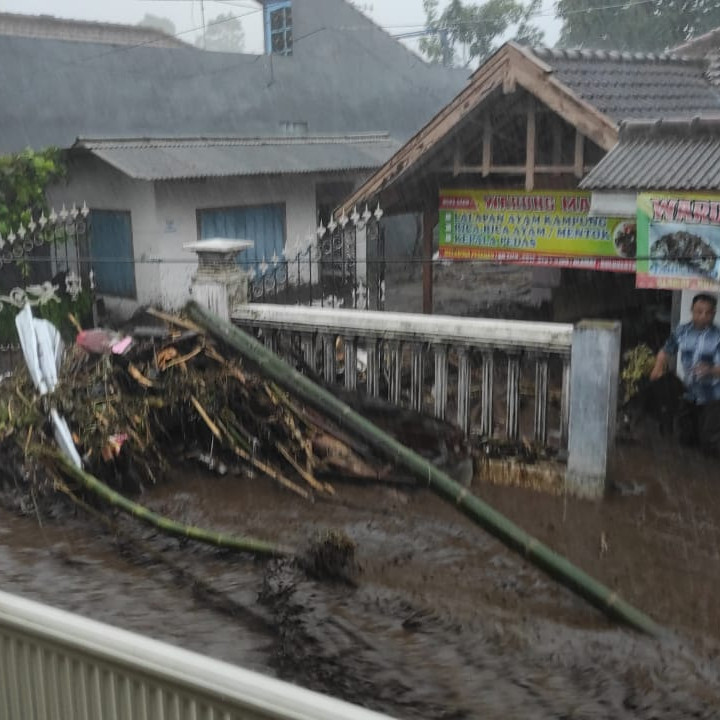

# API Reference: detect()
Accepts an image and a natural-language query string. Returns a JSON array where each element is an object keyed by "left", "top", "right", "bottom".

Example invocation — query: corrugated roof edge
[
  {"left": 531, "top": 46, "right": 703, "bottom": 64},
  {"left": 132, "top": 166, "right": 388, "bottom": 181},
  {"left": 74, "top": 133, "right": 395, "bottom": 149}
]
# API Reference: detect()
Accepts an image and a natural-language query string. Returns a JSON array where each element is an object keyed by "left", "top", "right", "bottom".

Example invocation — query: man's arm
[
  {"left": 650, "top": 329, "right": 681, "bottom": 381},
  {"left": 694, "top": 335, "right": 720, "bottom": 379},
  {"left": 650, "top": 349, "right": 670, "bottom": 381},
  {"left": 696, "top": 364, "right": 720, "bottom": 378}
]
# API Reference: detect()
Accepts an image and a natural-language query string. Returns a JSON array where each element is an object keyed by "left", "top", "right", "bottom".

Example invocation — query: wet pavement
[{"left": 2, "top": 427, "right": 720, "bottom": 718}]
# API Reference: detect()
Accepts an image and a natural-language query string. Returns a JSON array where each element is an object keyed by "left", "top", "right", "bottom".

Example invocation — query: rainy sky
[{"left": 2, "top": 0, "right": 561, "bottom": 53}]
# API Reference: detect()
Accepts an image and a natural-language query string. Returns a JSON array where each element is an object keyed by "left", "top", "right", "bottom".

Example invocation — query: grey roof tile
[
  {"left": 580, "top": 117, "right": 720, "bottom": 190},
  {"left": 0, "top": 0, "right": 467, "bottom": 155},
  {"left": 531, "top": 47, "right": 720, "bottom": 121}
]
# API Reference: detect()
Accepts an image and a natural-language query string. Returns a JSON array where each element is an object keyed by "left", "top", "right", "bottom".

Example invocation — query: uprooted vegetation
[{"left": 0, "top": 309, "right": 470, "bottom": 547}]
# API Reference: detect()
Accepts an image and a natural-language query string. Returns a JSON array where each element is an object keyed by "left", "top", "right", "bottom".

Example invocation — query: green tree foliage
[
  {"left": 419, "top": 0, "right": 545, "bottom": 67},
  {"left": 197, "top": 13, "right": 245, "bottom": 53},
  {"left": 137, "top": 13, "right": 177, "bottom": 37},
  {"left": 0, "top": 148, "right": 65, "bottom": 238},
  {"left": 556, "top": 0, "right": 720, "bottom": 52}
]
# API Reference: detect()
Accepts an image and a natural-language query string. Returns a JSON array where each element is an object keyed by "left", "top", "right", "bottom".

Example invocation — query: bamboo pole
[
  {"left": 44, "top": 450, "right": 290, "bottom": 559},
  {"left": 187, "top": 301, "right": 662, "bottom": 637}
]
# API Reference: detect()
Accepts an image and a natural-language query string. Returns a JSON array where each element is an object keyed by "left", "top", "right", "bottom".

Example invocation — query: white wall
[
  {"left": 153, "top": 174, "right": 318, "bottom": 309},
  {"left": 50, "top": 158, "right": 368, "bottom": 318},
  {"left": 48, "top": 156, "right": 158, "bottom": 319}
]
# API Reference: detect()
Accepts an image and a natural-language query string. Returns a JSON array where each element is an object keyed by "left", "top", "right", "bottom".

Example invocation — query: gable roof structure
[
  {"left": 581, "top": 116, "right": 720, "bottom": 191},
  {"left": 74, "top": 135, "right": 402, "bottom": 180},
  {"left": 0, "top": 0, "right": 467, "bottom": 156},
  {"left": 337, "top": 43, "right": 720, "bottom": 215}
]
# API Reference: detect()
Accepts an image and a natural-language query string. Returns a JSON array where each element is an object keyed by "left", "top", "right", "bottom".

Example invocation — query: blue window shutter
[
  {"left": 198, "top": 204, "right": 286, "bottom": 274},
  {"left": 264, "top": 0, "right": 292, "bottom": 55},
  {"left": 90, "top": 210, "right": 137, "bottom": 298}
]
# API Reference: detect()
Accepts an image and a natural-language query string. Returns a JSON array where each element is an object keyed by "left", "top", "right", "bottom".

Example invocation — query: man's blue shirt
[{"left": 663, "top": 322, "right": 720, "bottom": 404}]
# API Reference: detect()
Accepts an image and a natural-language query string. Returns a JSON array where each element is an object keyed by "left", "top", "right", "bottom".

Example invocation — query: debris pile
[
  {"left": 2, "top": 312, "right": 378, "bottom": 508},
  {"left": 0, "top": 308, "right": 471, "bottom": 522}
]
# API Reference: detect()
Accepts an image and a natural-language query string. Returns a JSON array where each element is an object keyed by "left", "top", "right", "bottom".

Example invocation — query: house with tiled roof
[
  {"left": 581, "top": 117, "right": 720, "bottom": 193},
  {"left": 337, "top": 42, "right": 720, "bottom": 320},
  {"left": 581, "top": 115, "right": 720, "bottom": 338},
  {"left": 0, "top": 11, "right": 189, "bottom": 48},
  {"left": 0, "top": 0, "right": 466, "bottom": 315}
]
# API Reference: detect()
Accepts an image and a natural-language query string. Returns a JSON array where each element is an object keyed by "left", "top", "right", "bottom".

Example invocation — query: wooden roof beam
[{"left": 335, "top": 42, "right": 618, "bottom": 217}]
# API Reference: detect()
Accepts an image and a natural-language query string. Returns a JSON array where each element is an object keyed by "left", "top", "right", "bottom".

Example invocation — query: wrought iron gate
[
  {"left": 0, "top": 203, "right": 93, "bottom": 371},
  {"left": 248, "top": 209, "right": 385, "bottom": 311}
]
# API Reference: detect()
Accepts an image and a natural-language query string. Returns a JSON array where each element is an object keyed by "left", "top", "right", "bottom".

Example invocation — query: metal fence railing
[
  {"left": 248, "top": 216, "right": 385, "bottom": 311},
  {"left": 232, "top": 304, "right": 574, "bottom": 448}
]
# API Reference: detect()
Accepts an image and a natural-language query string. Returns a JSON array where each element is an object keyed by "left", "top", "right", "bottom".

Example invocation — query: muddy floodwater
[{"left": 2, "top": 429, "right": 720, "bottom": 719}]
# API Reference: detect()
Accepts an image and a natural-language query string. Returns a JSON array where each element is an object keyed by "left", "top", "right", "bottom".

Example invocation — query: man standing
[{"left": 650, "top": 293, "right": 720, "bottom": 455}]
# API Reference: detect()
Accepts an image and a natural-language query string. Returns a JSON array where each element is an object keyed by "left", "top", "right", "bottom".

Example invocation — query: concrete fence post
[
  {"left": 566, "top": 320, "right": 621, "bottom": 499},
  {"left": 183, "top": 239, "right": 253, "bottom": 322}
]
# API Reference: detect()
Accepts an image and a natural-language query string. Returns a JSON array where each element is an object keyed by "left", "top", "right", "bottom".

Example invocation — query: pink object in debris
[
  {"left": 76, "top": 329, "right": 132, "bottom": 355},
  {"left": 111, "top": 336, "right": 133, "bottom": 355}
]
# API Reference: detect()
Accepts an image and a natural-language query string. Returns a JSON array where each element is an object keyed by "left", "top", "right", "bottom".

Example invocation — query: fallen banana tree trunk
[
  {"left": 187, "top": 300, "right": 662, "bottom": 637},
  {"left": 44, "top": 450, "right": 291, "bottom": 559}
]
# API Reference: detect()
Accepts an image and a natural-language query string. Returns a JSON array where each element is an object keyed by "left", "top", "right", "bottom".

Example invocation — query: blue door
[
  {"left": 90, "top": 210, "right": 136, "bottom": 298},
  {"left": 198, "top": 205, "right": 285, "bottom": 275}
]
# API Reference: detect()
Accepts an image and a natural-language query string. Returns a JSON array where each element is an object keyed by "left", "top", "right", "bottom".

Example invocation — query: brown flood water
[{"left": 2, "top": 427, "right": 720, "bottom": 719}]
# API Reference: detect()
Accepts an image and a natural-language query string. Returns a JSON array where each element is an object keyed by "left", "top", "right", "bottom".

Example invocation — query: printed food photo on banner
[{"left": 637, "top": 194, "right": 720, "bottom": 291}]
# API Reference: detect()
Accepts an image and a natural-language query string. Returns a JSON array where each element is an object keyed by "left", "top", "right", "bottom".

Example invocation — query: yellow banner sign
[{"left": 438, "top": 189, "right": 635, "bottom": 272}]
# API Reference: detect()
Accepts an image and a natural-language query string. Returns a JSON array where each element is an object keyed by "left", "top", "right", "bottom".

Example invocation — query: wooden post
[
  {"left": 525, "top": 97, "right": 536, "bottom": 191},
  {"left": 453, "top": 147, "right": 462, "bottom": 177},
  {"left": 574, "top": 130, "right": 585, "bottom": 178},
  {"left": 552, "top": 117, "right": 563, "bottom": 170},
  {"left": 422, "top": 208, "right": 437, "bottom": 315},
  {"left": 482, "top": 118, "right": 492, "bottom": 177}
]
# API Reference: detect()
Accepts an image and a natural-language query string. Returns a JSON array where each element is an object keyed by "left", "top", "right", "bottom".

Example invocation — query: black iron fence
[
  {"left": 248, "top": 215, "right": 385, "bottom": 310},
  {"left": 0, "top": 204, "right": 94, "bottom": 361},
  {"left": 0, "top": 204, "right": 92, "bottom": 296}
]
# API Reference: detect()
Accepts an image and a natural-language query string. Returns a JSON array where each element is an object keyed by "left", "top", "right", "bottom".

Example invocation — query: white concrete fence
[
  {"left": 0, "top": 589, "right": 395, "bottom": 720},
  {"left": 231, "top": 305, "right": 621, "bottom": 498}
]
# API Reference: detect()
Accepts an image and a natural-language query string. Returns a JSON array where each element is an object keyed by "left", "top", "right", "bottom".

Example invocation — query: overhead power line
[{"left": 54, "top": 0, "right": 670, "bottom": 67}]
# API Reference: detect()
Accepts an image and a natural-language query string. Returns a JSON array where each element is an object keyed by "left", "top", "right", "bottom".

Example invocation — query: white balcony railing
[{"left": 0, "top": 589, "right": 395, "bottom": 720}]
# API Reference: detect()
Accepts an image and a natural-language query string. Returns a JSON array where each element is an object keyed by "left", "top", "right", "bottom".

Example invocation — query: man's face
[{"left": 691, "top": 300, "right": 716, "bottom": 329}]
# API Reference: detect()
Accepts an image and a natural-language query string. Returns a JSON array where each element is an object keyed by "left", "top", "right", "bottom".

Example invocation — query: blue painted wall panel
[
  {"left": 199, "top": 205, "right": 286, "bottom": 276},
  {"left": 90, "top": 210, "right": 136, "bottom": 298}
]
